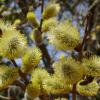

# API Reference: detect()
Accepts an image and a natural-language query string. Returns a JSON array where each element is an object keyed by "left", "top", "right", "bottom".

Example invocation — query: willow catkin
[
  {"left": 13, "top": 19, "right": 21, "bottom": 26},
  {"left": 42, "top": 18, "right": 58, "bottom": 32},
  {"left": 26, "top": 83, "right": 40, "bottom": 98},
  {"left": 0, "top": 20, "right": 27, "bottom": 59},
  {"left": 0, "top": 65, "right": 19, "bottom": 90},
  {"left": 26, "top": 11, "right": 39, "bottom": 27},
  {"left": 53, "top": 57, "right": 86, "bottom": 84},
  {"left": 48, "top": 22, "right": 80, "bottom": 50},
  {"left": 77, "top": 80, "right": 99, "bottom": 96},
  {"left": 42, "top": 3, "right": 60, "bottom": 20},
  {"left": 43, "top": 75, "right": 72, "bottom": 94},
  {"left": 21, "top": 48, "right": 42, "bottom": 73},
  {"left": 82, "top": 55, "right": 100, "bottom": 77},
  {"left": 30, "top": 68, "right": 50, "bottom": 96}
]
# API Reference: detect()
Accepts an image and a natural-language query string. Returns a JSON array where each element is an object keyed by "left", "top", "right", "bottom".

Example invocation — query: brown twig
[
  {"left": 13, "top": 80, "right": 26, "bottom": 91},
  {"left": 11, "top": 59, "right": 18, "bottom": 67},
  {"left": 39, "top": 0, "right": 44, "bottom": 31},
  {"left": 11, "top": 59, "right": 29, "bottom": 85},
  {"left": 72, "top": 84, "right": 76, "bottom": 100},
  {"left": 34, "top": 0, "right": 52, "bottom": 72},
  {"left": 72, "top": 1, "right": 97, "bottom": 99}
]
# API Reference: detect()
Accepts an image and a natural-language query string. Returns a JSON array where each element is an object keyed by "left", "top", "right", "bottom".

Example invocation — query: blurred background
[{"left": 0, "top": 0, "right": 100, "bottom": 100}]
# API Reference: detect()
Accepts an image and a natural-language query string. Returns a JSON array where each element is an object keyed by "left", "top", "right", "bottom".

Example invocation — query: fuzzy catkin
[
  {"left": 30, "top": 68, "right": 50, "bottom": 96},
  {"left": 0, "top": 65, "right": 19, "bottom": 90},
  {"left": 21, "top": 48, "right": 42, "bottom": 73},
  {"left": 0, "top": 20, "right": 27, "bottom": 59},
  {"left": 53, "top": 57, "right": 86, "bottom": 84},
  {"left": 26, "top": 12, "right": 39, "bottom": 27},
  {"left": 43, "top": 76, "right": 72, "bottom": 94},
  {"left": 48, "top": 22, "right": 80, "bottom": 50},
  {"left": 26, "top": 83, "right": 40, "bottom": 98},
  {"left": 42, "top": 3, "right": 60, "bottom": 19},
  {"left": 42, "top": 18, "right": 58, "bottom": 32},
  {"left": 82, "top": 55, "right": 100, "bottom": 77},
  {"left": 77, "top": 80, "right": 99, "bottom": 96}
]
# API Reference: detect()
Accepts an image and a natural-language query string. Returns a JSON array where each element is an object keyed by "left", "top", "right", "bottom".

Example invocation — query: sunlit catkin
[
  {"left": 26, "top": 83, "right": 40, "bottom": 98},
  {"left": 53, "top": 57, "right": 85, "bottom": 84},
  {"left": 0, "top": 65, "right": 19, "bottom": 90},
  {"left": 31, "top": 68, "right": 50, "bottom": 96},
  {"left": 42, "top": 18, "right": 58, "bottom": 32},
  {"left": 82, "top": 55, "right": 100, "bottom": 77},
  {"left": 48, "top": 22, "right": 80, "bottom": 50},
  {"left": 21, "top": 48, "right": 42, "bottom": 73},
  {"left": 26, "top": 11, "right": 39, "bottom": 27},
  {"left": 43, "top": 76, "right": 72, "bottom": 94},
  {"left": 76, "top": 80, "right": 99, "bottom": 96},
  {"left": 42, "top": 3, "right": 60, "bottom": 20},
  {"left": 0, "top": 20, "right": 27, "bottom": 59},
  {"left": 14, "top": 19, "right": 21, "bottom": 26}
]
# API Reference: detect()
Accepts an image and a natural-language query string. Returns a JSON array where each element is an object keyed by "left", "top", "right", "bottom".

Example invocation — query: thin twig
[
  {"left": 34, "top": 0, "right": 53, "bottom": 72},
  {"left": 72, "top": 0, "right": 96, "bottom": 99},
  {"left": 11, "top": 59, "right": 18, "bottom": 67},
  {"left": 39, "top": 0, "right": 44, "bottom": 32},
  {"left": 11, "top": 59, "right": 29, "bottom": 85},
  {"left": 72, "top": 84, "right": 76, "bottom": 100}
]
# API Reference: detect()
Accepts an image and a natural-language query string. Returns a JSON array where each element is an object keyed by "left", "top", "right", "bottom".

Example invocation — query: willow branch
[
  {"left": 72, "top": 1, "right": 97, "bottom": 99},
  {"left": 11, "top": 59, "right": 18, "bottom": 67},
  {"left": 72, "top": 84, "right": 76, "bottom": 100},
  {"left": 34, "top": 0, "right": 52, "bottom": 72},
  {"left": 11, "top": 59, "right": 29, "bottom": 85}
]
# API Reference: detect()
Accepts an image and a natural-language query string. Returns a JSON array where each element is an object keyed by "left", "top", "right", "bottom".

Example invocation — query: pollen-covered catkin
[
  {"left": 0, "top": 20, "right": 27, "bottom": 59},
  {"left": 42, "top": 3, "right": 60, "bottom": 20},
  {"left": 42, "top": 18, "right": 58, "bottom": 32},
  {"left": 48, "top": 22, "right": 80, "bottom": 50},
  {"left": 21, "top": 48, "right": 42, "bottom": 73},
  {"left": 26, "top": 83, "right": 40, "bottom": 98},
  {"left": 82, "top": 55, "right": 100, "bottom": 77},
  {"left": 31, "top": 68, "right": 50, "bottom": 96},
  {"left": 76, "top": 80, "right": 99, "bottom": 96},
  {"left": 26, "top": 11, "right": 39, "bottom": 27},
  {"left": 53, "top": 57, "right": 86, "bottom": 84},
  {"left": 43, "top": 75, "right": 72, "bottom": 94},
  {"left": 0, "top": 65, "right": 19, "bottom": 90}
]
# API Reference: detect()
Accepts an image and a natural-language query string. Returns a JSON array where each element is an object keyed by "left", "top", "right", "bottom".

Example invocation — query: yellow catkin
[
  {"left": 42, "top": 3, "right": 60, "bottom": 19},
  {"left": 43, "top": 75, "right": 72, "bottom": 94},
  {"left": 42, "top": 18, "right": 58, "bottom": 32},
  {"left": 31, "top": 68, "right": 50, "bottom": 96},
  {"left": 48, "top": 22, "right": 80, "bottom": 50},
  {"left": 53, "top": 57, "right": 86, "bottom": 84},
  {"left": 26, "top": 11, "right": 39, "bottom": 27},
  {"left": 26, "top": 83, "right": 40, "bottom": 98},
  {"left": 14, "top": 19, "right": 21, "bottom": 25},
  {"left": 21, "top": 48, "right": 42, "bottom": 73},
  {"left": 0, "top": 65, "right": 19, "bottom": 90},
  {"left": 82, "top": 55, "right": 100, "bottom": 77},
  {"left": 0, "top": 20, "right": 27, "bottom": 59},
  {"left": 77, "top": 80, "right": 99, "bottom": 96}
]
